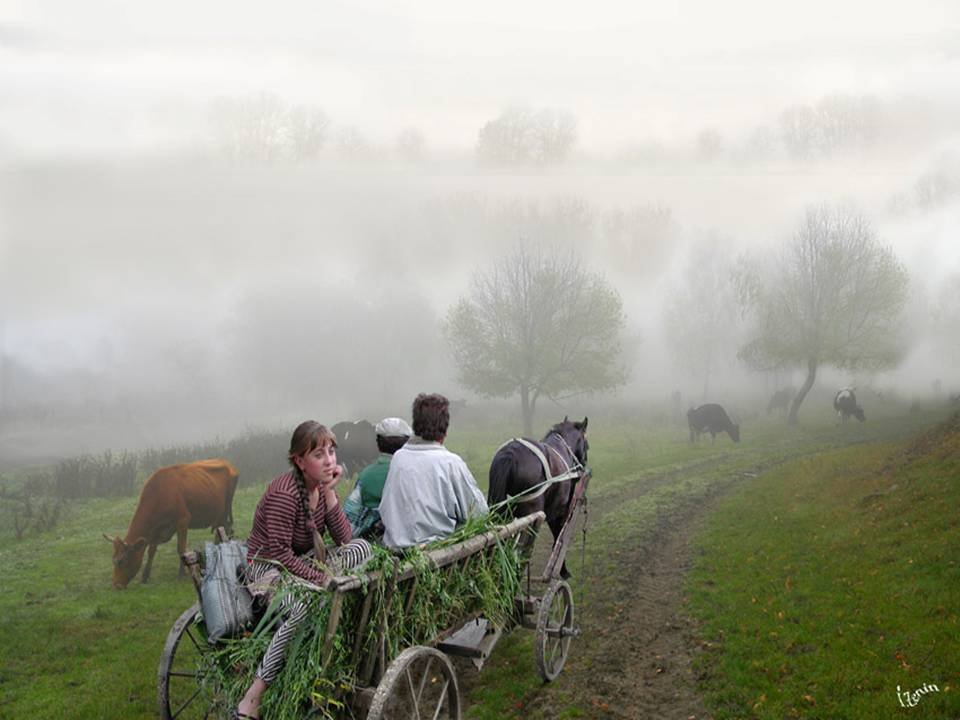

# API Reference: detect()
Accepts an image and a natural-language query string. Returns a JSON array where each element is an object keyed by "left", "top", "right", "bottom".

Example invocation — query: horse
[{"left": 487, "top": 417, "right": 589, "bottom": 579}]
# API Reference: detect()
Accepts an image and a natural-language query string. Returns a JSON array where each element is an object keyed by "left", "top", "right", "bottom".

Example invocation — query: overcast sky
[
  {"left": 2, "top": 1, "right": 959, "bottom": 155},
  {"left": 2, "top": 2, "right": 959, "bottom": 464}
]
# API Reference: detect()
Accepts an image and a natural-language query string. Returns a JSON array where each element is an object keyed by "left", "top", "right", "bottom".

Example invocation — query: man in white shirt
[{"left": 379, "top": 393, "right": 488, "bottom": 549}]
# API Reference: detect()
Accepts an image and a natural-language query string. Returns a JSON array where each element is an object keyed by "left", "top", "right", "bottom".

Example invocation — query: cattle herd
[{"left": 108, "top": 392, "right": 872, "bottom": 586}]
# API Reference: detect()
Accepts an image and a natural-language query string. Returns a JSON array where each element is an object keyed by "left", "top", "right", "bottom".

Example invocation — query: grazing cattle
[
  {"left": 331, "top": 419, "right": 378, "bottom": 475},
  {"left": 688, "top": 404, "right": 740, "bottom": 443},
  {"left": 767, "top": 387, "right": 795, "bottom": 416},
  {"left": 104, "top": 459, "right": 238, "bottom": 589},
  {"left": 834, "top": 388, "right": 865, "bottom": 423}
]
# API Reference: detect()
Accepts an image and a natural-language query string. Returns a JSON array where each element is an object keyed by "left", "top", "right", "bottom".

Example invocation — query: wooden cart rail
[
  {"left": 318, "top": 512, "right": 546, "bottom": 692},
  {"left": 325, "top": 512, "right": 546, "bottom": 593},
  {"left": 161, "top": 509, "right": 579, "bottom": 720}
]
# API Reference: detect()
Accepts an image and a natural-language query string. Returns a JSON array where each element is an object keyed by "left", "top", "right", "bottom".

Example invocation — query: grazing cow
[
  {"left": 330, "top": 419, "right": 378, "bottom": 475},
  {"left": 103, "top": 459, "right": 238, "bottom": 589},
  {"left": 767, "top": 387, "right": 795, "bottom": 416},
  {"left": 688, "top": 404, "right": 741, "bottom": 443},
  {"left": 834, "top": 388, "right": 865, "bottom": 423}
]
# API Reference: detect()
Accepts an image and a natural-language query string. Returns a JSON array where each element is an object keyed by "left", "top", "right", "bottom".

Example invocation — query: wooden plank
[
  {"left": 349, "top": 588, "right": 375, "bottom": 670},
  {"left": 541, "top": 471, "right": 591, "bottom": 582},
  {"left": 320, "top": 592, "right": 344, "bottom": 670}
]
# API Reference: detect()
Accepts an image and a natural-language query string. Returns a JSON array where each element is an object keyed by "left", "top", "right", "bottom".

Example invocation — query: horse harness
[{"left": 494, "top": 433, "right": 584, "bottom": 506}]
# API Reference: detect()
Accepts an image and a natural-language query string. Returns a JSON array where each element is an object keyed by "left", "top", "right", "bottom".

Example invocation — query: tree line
[{"left": 442, "top": 201, "right": 926, "bottom": 431}]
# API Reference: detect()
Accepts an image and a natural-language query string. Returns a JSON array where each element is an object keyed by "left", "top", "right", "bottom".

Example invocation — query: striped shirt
[{"left": 246, "top": 470, "right": 352, "bottom": 585}]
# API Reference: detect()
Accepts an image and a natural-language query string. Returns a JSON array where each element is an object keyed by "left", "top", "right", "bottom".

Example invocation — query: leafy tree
[
  {"left": 737, "top": 204, "right": 909, "bottom": 424},
  {"left": 442, "top": 243, "right": 627, "bottom": 435}
]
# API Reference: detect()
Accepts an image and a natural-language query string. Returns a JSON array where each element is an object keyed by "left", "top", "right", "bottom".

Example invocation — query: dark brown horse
[{"left": 487, "top": 417, "right": 588, "bottom": 578}]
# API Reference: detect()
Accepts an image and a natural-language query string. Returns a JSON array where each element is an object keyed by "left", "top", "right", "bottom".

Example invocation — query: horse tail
[{"left": 487, "top": 447, "right": 515, "bottom": 511}]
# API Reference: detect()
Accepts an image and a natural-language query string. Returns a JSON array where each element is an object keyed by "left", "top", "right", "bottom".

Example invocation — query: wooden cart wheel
[
  {"left": 535, "top": 579, "right": 574, "bottom": 682},
  {"left": 366, "top": 646, "right": 461, "bottom": 720},
  {"left": 157, "top": 602, "right": 224, "bottom": 720}
]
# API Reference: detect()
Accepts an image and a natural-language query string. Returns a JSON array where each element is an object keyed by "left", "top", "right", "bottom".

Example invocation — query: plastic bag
[{"left": 201, "top": 539, "right": 254, "bottom": 643}]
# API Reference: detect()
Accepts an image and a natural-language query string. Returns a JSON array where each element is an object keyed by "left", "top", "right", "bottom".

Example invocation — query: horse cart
[{"left": 157, "top": 469, "right": 591, "bottom": 720}]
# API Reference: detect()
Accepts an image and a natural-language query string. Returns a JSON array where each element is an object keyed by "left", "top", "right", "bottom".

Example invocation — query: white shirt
[{"left": 378, "top": 437, "right": 488, "bottom": 549}]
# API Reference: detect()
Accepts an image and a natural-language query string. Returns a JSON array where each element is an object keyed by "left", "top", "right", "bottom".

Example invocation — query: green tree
[
  {"left": 442, "top": 243, "right": 627, "bottom": 436},
  {"left": 737, "top": 204, "right": 909, "bottom": 424}
]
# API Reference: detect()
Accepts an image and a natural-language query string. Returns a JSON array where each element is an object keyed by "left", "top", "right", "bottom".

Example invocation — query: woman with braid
[{"left": 234, "top": 421, "right": 372, "bottom": 720}]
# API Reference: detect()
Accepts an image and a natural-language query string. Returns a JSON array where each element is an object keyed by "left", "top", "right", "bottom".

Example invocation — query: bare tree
[
  {"left": 600, "top": 204, "right": 678, "bottom": 280},
  {"left": 737, "top": 204, "right": 910, "bottom": 424},
  {"left": 662, "top": 233, "right": 741, "bottom": 401},
  {"left": 696, "top": 128, "right": 724, "bottom": 162},
  {"left": 210, "top": 92, "right": 288, "bottom": 162},
  {"left": 336, "top": 125, "right": 370, "bottom": 160},
  {"left": 475, "top": 107, "right": 578, "bottom": 167},
  {"left": 442, "top": 242, "right": 627, "bottom": 435},
  {"left": 396, "top": 127, "right": 426, "bottom": 163},
  {"left": 779, "top": 94, "right": 883, "bottom": 160},
  {"left": 931, "top": 272, "right": 960, "bottom": 368},
  {"left": 286, "top": 105, "right": 330, "bottom": 160}
]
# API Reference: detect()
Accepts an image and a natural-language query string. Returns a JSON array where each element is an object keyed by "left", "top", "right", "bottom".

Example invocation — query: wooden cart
[{"left": 158, "top": 469, "right": 590, "bottom": 720}]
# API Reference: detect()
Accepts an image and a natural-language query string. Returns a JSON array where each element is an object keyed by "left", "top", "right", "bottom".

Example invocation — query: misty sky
[
  {"left": 2, "top": 2, "right": 960, "bottom": 464},
  {"left": 2, "top": 1, "right": 959, "bottom": 155}
]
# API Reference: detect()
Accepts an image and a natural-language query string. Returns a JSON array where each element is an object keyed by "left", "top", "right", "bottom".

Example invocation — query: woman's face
[{"left": 295, "top": 440, "right": 338, "bottom": 486}]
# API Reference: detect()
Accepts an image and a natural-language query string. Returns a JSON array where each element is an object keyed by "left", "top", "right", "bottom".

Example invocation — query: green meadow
[
  {"left": 0, "top": 401, "right": 955, "bottom": 719},
  {"left": 689, "top": 413, "right": 960, "bottom": 719}
]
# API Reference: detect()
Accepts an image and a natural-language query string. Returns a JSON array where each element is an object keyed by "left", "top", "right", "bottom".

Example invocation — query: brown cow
[{"left": 103, "top": 459, "right": 239, "bottom": 589}]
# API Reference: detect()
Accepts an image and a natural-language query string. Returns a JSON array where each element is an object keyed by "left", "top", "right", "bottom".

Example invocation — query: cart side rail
[{"left": 324, "top": 512, "right": 546, "bottom": 595}]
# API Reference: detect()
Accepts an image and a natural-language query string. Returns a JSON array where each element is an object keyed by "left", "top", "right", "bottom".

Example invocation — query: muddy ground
[{"left": 456, "top": 462, "right": 750, "bottom": 720}]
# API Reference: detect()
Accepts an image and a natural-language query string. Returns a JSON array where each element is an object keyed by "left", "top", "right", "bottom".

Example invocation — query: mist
[{"left": 3, "top": 2, "right": 960, "bottom": 469}]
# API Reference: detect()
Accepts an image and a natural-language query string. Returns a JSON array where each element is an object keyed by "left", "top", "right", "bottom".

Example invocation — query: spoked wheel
[
  {"left": 158, "top": 603, "right": 225, "bottom": 720},
  {"left": 535, "top": 579, "right": 575, "bottom": 682},
  {"left": 367, "top": 646, "right": 461, "bottom": 720}
]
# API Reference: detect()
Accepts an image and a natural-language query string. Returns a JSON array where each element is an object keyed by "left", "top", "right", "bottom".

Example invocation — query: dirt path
[{"left": 522, "top": 491, "right": 724, "bottom": 720}]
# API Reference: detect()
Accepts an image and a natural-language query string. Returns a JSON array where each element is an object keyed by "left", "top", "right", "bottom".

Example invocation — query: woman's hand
[{"left": 320, "top": 464, "right": 345, "bottom": 509}]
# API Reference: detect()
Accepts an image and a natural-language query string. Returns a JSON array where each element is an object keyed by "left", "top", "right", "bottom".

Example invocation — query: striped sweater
[{"left": 246, "top": 470, "right": 352, "bottom": 585}]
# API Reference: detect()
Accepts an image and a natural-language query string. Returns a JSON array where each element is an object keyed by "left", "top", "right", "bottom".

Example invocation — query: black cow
[
  {"left": 688, "top": 404, "right": 740, "bottom": 443},
  {"left": 767, "top": 387, "right": 795, "bottom": 416},
  {"left": 330, "top": 420, "right": 378, "bottom": 475},
  {"left": 834, "top": 389, "right": 865, "bottom": 423}
]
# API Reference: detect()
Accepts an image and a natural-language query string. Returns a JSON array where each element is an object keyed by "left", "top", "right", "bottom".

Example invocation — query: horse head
[{"left": 549, "top": 416, "right": 589, "bottom": 466}]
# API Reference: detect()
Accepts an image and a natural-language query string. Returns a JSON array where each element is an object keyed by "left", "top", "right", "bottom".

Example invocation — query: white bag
[{"left": 201, "top": 540, "right": 254, "bottom": 643}]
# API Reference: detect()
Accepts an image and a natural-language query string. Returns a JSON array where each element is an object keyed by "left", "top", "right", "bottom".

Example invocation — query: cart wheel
[
  {"left": 535, "top": 579, "right": 574, "bottom": 682},
  {"left": 366, "top": 646, "right": 461, "bottom": 720},
  {"left": 157, "top": 602, "right": 224, "bottom": 720}
]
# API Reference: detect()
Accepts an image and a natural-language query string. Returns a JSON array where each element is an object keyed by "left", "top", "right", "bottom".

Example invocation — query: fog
[{"left": 2, "top": 2, "right": 960, "bottom": 468}]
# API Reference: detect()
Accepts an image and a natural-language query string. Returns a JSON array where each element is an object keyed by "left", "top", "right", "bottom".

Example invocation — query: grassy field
[
  {"left": 688, "top": 413, "right": 960, "bottom": 719},
  {"left": 0, "top": 402, "right": 954, "bottom": 719}
]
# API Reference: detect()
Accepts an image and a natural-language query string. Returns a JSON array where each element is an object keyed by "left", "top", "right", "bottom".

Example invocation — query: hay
[{"left": 203, "top": 516, "right": 525, "bottom": 720}]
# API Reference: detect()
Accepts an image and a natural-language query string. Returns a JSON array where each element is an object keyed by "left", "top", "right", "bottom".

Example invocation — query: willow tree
[
  {"left": 442, "top": 243, "right": 627, "bottom": 436},
  {"left": 737, "top": 204, "right": 909, "bottom": 424}
]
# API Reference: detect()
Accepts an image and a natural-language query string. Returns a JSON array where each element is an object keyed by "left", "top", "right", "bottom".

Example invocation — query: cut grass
[
  {"left": 0, "top": 406, "right": 953, "bottom": 719},
  {"left": 688, "top": 413, "right": 960, "bottom": 719}
]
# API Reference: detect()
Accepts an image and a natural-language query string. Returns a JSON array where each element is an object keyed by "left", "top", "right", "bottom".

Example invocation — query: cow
[
  {"left": 330, "top": 419, "right": 378, "bottom": 476},
  {"left": 767, "top": 386, "right": 795, "bottom": 416},
  {"left": 688, "top": 403, "right": 740, "bottom": 443},
  {"left": 834, "top": 388, "right": 865, "bottom": 423},
  {"left": 104, "top": 459, "right": 238, "bottom": 589}
]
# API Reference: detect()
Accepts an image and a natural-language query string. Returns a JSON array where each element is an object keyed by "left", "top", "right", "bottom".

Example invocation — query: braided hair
[{"left": 288, "top": 420, "right": 337, "bottom": 559}]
